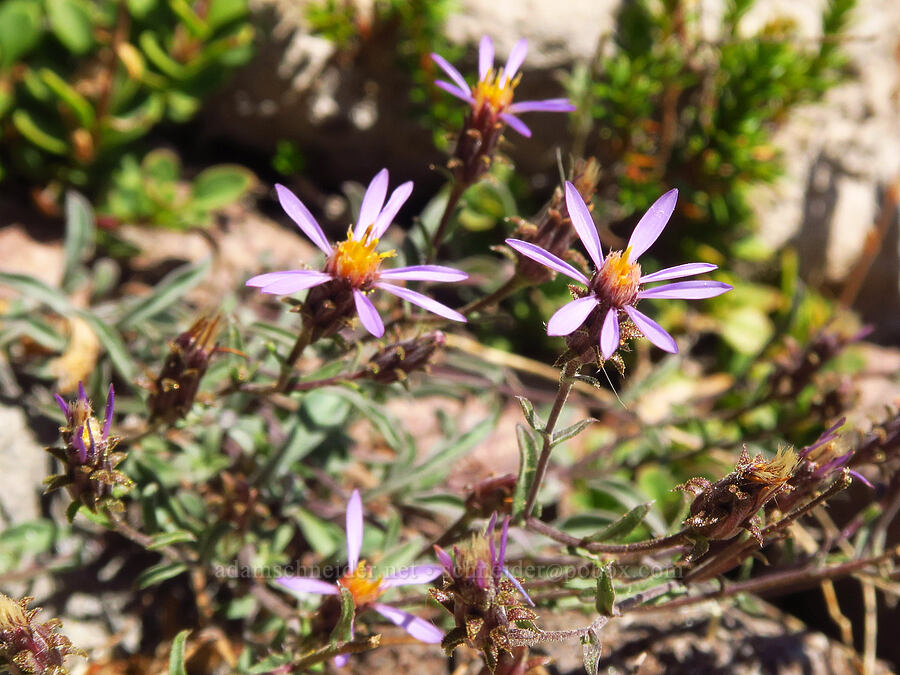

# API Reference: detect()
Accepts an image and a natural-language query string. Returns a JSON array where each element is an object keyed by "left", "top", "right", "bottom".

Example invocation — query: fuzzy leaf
[
  {"left": 137, "top": 561, "right": 188, "bottom": 589},
  {"left": 0, "top": 272, "right": 74, "bottom": 314},
  {"left": 584, "top": 503, "right": 652, "bottom": 543},
  {"left": 594, "top": 564, "right": 615, "bottom": 616},
  {"left": 148, "top": 530, "right": 197, "bottom": 549},
  {"left": 79, "top": 312, "right": 138, "bottom": 382},
  {"left": 330, "top": 587, "right": 355, "bottom": 645},
  {"left": 62, "top": 190, "right": 95, "bottom": 291},
  {"left": 190, "top": 164, "right": 256, "bottom": 211},
  {"left": 168, "top": 629, "right": 190, "bottom": 675},
  {"left": 516, "top": 396, "right": 544, "bottom": 431},
  {"left": 512, "top": 424, "right": 538, "bottom": 519},
  {"left": 551, "top": 418, "right": 597, "bottom": 447},
  {"left": 117, "top": 259, "right": 210, "bottom": 328}
]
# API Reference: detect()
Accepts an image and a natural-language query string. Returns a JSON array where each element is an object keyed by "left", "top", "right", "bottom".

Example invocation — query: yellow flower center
[
  {"left": 337, "top": 561, "right": 384, "bottom": 607},
  {"left": 81, "top": 417, "right": 102, "bottom": 447},
  {"left": 592, "top": 248, "right": 642, "bottom": 308},
  {"left": 327, "top": 227, "right": 395, "bottom": 288},
  {"left": 473, "top": 69, "right": 519, "bottom": 114}
]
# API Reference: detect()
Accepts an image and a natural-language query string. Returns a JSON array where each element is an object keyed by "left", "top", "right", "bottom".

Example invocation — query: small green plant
[{"left": 0, "top": 0, "right": 254, "bottom": 199}]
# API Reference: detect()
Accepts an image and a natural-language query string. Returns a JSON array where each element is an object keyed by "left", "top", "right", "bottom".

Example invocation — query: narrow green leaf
[
  {"left": 190, "top": 164, "right": 256, "bottom": 211},
  {"left": 0, "top": 272, "right": 73, "bottom": 315},
  {"left": 139, "top": 31, "right": 186, "bottom": 78},
  {"left": 0, "top": 0, "right": 42, "bottom": 68},
  {"left": 293, "top": 508, "right": 339, "bottom": 557},
  {"left": 38, "top": 68, "right": 95, "bottom": 127},
  {"left": 330, "top": 587, "right": 355, "bottom": 645},
  {"left": 62, "top": 190, "right": 95, "bottom": 290},
  {"left": 117, "top": 259, "right": 209, "bottom": 328},
  {"left": 168, "top": 0, "right": 208, "bottom": 37},
  {"left": 516, "top": 395, "right": 544, "bottom": 431},
  {"left": 595, "top": 564, "right": 615, "bottom": 616},
  {"left": 78, "top": 312, "right": 137, "bottom": 382},
  {"left": 584, "top": 503, "right": 652, "bottom": 543},
  {"left": 581, "top": 624, "right": 603, "bottom": 675},
  {"left": 168, "top": 629, "right": 190, "bottom": 675},
  {"left": 512, "top": 424, "right": 538, "bottom": 519},
  {"left": 551, "top": 418, "right": 598, "bottom": 447},
  {"left": 46, "top": 0, "right": 93, "bottom": 54},
  {"left": 206, "top": 0, "right": 248, "bottom": 30},
  {"left": 137, "top": 561, "right": 188, "bottom": 589},
  {"left": 126, "top": 0, "right": 158, "bottom": 18},
  {"left": 147, "top": 530, "right": 197, "bottom": 549},
  {"left": 11, "top": 109, "right": 67, "bottom": 154}
]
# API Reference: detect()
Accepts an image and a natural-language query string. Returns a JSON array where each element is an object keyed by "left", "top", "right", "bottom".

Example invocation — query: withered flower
[
  {"left": 678, "top": 446, "right": 797, "bottom": 544},
  {"left": 148, "top": 314, "right": 222, "bottom": 424},
  {"left": 45, "top": 383, "right": 132, "bottom": 513},
  {"left": 0, "top": 594, "right": 84, "bottom": 674},
  {"left": 365, "top": 331, "right": 446, "bottom": 384},
  {"left": 431, "top": 515, "right": 537, "bottom": 672}
]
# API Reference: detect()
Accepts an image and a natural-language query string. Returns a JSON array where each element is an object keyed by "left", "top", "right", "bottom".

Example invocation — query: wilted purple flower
[
  {"left": 276, "top": 490, "right": 443, "bottom": 667},
  {"left": 432, "top": 35, "right": 575, "bottom": 138},
  {"left": 47, "top": 382, "right": 132, "bottom": 512},
  {"left": 506, "top": 182, "right": 732, "bottom": 360},
  {"left": 247, "top": 170, "right": 467, "bottom": 338}
]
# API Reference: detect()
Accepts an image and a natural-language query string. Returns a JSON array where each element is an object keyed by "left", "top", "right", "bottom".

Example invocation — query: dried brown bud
[
  {"left": 678, "top": 446, "right": 797, "bottom": 543},
  {"left": 364, "top": 331, "right": 446, "bottom": 384},
  {"left": 0, "top": 594, "right": 85, "bottom": 674},
  {"left": 148, "top": 314, "right": 222, "bottom": 424},
  {"left": 301, "top": 278, "right": 358, "bottom": 341}
]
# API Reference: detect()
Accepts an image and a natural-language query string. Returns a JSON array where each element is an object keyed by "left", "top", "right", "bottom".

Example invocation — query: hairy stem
[
  {"left": 526, "top": 516, "right": 689, "bottom": 555},
  {"left": 276, "top": 323, "right": 314, "bottom": 392},
  {"left": 427, "top": 180, "right": 467, "bottom": 264}
]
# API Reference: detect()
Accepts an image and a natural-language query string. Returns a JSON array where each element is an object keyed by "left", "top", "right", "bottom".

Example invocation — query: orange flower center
[
  {"left": 337, "top": 561, "right": 384, "bottom": 607},
  {"left": 473, "top": 69, "right": 519, "bottom": 114},
  {"left": 591, "top": 249, "right": 642, "bottom": 308},
  {"left": 327, "top": 227, "right": 395, "bottom": 288}
]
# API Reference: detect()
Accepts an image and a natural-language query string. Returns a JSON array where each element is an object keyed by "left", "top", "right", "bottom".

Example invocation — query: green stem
[
  {"left": 276, "top": 323, "right": 314, "bottom": 392},
  {"left": 427, "top": 180, "right": 467, "bottom": 264}
]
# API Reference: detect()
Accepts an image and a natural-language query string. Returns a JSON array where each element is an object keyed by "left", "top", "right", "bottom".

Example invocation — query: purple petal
[
  {"left": 247, "top": 270, "right": 328, "bottom": 288},
  {"left": 478, "top": 35, "right": 494, "bottom": 80},
  {"left": 508, "top": 98, "right": 576, "bottom": 114},
  {"left": 72, "top": 426, "right": 88, "bottom": 463},
  {"left": 78, "top": 381, "right": 88, "bottom": 404},
  {"left": 504, "top": 38, "right": 528, "bottom": 80},
  {"left": 486, "top": 512, "right": 498, "bottom": 537},
  {"left": 431, "top": 53, "right": 470, "bottom": 94},
  {"left": 600, "top": 308, "right": 620, "bottom": 360},
  {"left": 434, "top": 79, "right": 475, "bottom": 104},
  {"left": 372, "top": 603, "right": 444, "bottom": 644},
  {"left": 85, "top": 416, "right": 96, "bottom": 456},
  {"left": 276, "top": 577, "right": 339, "bottom": 596},
  {"left": 353, "top": 290, "right": 385, "bottom": 337},
  {"left": 379, "top": 265, "right": 467, "bottom": 283},
  {"left": 255, "top": 271, "right": 332, "bottom": 295},
  {"left": 624, "top": 305, "right": 678, "bottom": 353},
  {"left": 103, "top": 383, "right": 114, "bottom": 439},
  {"left": 346, "top": 489, "right": 364, "bottom": 571},
  {"left": 380, "top": 564, "right": 444, "bottom": 588},
  {"left": 505, "top": 239, "right": 589, "bottom": 284},
  {"left": 376, "top": 283, "right": 466, "bottom": 323},
  {"left": 638, "top": 280, "right": 733, "bottom": 300},
  {"left": 547, "top": 296, "right": 599, "bottom": 336},
  {"left": 433, "top": 545, "right": 453, "bottom": 572},
  {"left": 502, "top": 567, "right": 535, "bottom": 606},
  {"left": 639, "top": 262, "right": 718, "bottom": 283},
  {"left": 474, "top": 559, "right": 489, "bottom": 589},
  {"left": 356, "top": 169, "right": 389, "bottom": 238},
  {"left": 54, "top": 394, "right": 69, "bottom": 419},
  {"left": 499, "top": 113, "right": 531, "bottom": 137},
  {"left": 498, "top": 516, "right": 510, "bottom": 568},
  {"left": 565, "top": 181, "right": 604, "bottom": 269},
  {"left": 275, "top": 184, "right": 332, "bottom": 255},
  {"left": 627, "top": 189, "right": 678, "bottom": 263},
  {"left": 372, "top": 181, "right": 414, "bottom": 238},
  {"left": 849, "top": 470, "right": 874, "bottom": 489},
  {"left": 333, "top": 654, "right": 350, "bottom": 668}
]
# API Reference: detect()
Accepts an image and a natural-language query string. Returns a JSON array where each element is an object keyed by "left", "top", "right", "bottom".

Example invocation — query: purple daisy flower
[
  {"left": 55, "top": 382, "right": 115, "bottom": 464},
  {"left": 506, "top": 182, "right": 732, "bottom": 358},
  {"left": 431, "top": 35, "right": 575, "bottom": 138},
  {"left": 276, "top": 490, "right": 444, "bottom": 667},
  {"left": 247, "top": 170, "right": 467, "bottom": 338}
]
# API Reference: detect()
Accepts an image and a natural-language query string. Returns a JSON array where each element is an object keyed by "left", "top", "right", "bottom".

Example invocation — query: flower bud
[
  {"left": 148, "top": 315, "right": 222, "bottom": 424},
  {"left": 45, "top": 383, "right": 132, "bottom": 513},
  {"left": 0, "top": 594, "right": 84, "bottom": 674},
  {"left": 365, "top": 331, "right": 446, "bottom": 384},
  {"left": 678, "top": 446, "right": 797, "bottom": 543}
]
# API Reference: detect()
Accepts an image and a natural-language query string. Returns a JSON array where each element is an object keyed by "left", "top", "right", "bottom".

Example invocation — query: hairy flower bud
[
  {"left": 0, "top": 594, "right": 84, "bottom": 674},
  {"left": 45, "top": 383, "right": 132, "bottom": 513},
  {"left": 431, "top": 516, "right": 537, "bottom": 672},
  {"left": 365, "top": 331, "right": 446, "bottom": 383},
  {"left": 678, "top": 446, "right": 797, "bottom": 544},
  {"left": 148, "top": 314, "right": 222, "bottom": 424}
]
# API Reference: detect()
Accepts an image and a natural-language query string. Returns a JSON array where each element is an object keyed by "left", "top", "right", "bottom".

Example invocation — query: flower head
[
  {"left": 45, "top": 383, "right": 132, "bottom": 513},
  {"left": 247, "top": 170, "right": 467, "bottom": 339},
  {"left": 506, "top": 182, "right": 732, "bottom": 362},
  {"left": 431, "top": 515, "right": 537, "bottom": 671},
  {"left": 0, "top": 593, "right": 85, "bottom": 674},
  {"left": 276, "top": 490, "right": 443, "bottom": 667},
  {"left": 432, "top": 35, "right": 575, "bottom": 138}
]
